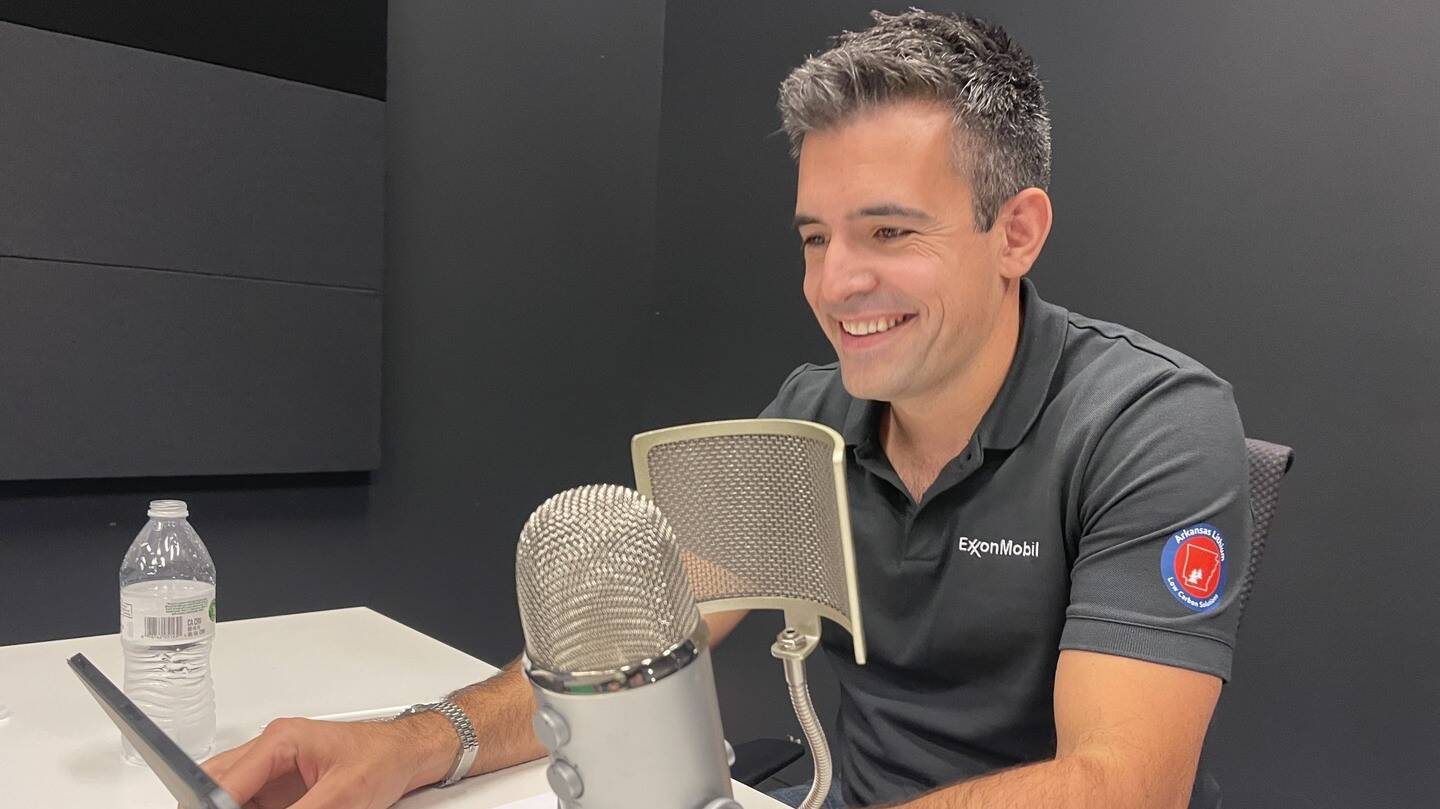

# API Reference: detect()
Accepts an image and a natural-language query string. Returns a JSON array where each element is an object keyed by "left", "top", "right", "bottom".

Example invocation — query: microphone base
[{"left": 528, "top": 645, "right": 734, "bottom": 809}]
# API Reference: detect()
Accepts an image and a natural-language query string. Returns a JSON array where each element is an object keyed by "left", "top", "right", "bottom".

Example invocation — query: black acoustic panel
[
  {"left": 0, "top": 256, "right": 381, "bottom": 479},
  {"left": 0, "top": 21, "right": 383, "bottom": 290},
  {"left": 0, "top": 0, "right": 387, "bottom": 99}
]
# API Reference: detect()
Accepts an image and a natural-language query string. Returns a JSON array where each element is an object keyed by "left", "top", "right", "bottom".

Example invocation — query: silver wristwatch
[{"left": 397, "top": 699, "right": 479, "bottom": 788}]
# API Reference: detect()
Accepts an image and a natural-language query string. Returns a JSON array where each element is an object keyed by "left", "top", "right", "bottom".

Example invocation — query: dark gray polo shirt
[{"left": 759, "top": 279, "right": 1249, "bottom": 808}]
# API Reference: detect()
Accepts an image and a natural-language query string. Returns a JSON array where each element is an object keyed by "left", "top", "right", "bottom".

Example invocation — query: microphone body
[
  {"left": 529, "top": 637, "right": 732, "bottom": 807},
  {"left": 515, "top": 484, "right": 738, "bottom": 809}
]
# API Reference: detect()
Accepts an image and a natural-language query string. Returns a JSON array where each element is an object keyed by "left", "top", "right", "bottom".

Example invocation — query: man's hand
[
  {"left": 196, "top": 613, "right": 748, "bottom": 808},
  {"left": 200, "top": 712, "right": 454, "bottom": 809}
]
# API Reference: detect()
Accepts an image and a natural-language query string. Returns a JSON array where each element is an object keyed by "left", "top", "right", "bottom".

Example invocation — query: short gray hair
[{"left": 778, "top": 9, "right": 1051, "bottom": 231}]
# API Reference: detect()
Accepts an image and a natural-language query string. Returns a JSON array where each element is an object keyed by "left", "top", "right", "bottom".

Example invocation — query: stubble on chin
[{"left": 837, "top": 359, "right": 895, "bottom": 404}]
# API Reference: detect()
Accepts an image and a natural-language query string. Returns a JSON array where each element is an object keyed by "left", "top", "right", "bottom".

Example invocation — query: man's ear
[{"left": 993, "top": 187, "right": 1053, "bottom": 279}]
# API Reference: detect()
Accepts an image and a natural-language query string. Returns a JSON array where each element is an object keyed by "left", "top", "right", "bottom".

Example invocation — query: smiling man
[
  {"left": 200, "top": 10, "right": 1249, "bottom": 809},
  {"left": 757, "top": 10, "right": 1249, "bottom": 809}
]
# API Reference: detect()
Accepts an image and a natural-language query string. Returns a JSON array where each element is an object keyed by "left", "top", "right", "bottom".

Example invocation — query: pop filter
[{"left": 632, "top": 418, "right": 864, "bottom": 809}]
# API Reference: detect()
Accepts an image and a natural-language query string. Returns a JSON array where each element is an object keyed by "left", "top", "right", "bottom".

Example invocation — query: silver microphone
[{"left": 515, "top": 484, "right": 740, "bottom": 809}]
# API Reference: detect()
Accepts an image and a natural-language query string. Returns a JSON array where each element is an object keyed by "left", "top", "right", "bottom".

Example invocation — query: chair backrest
[{"left": 1236, "top": 437, "right": 1295, "bottom": 625}]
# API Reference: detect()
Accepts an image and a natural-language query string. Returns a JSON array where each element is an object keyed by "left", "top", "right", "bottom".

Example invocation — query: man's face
[{"left": 794, "top": 101, "right": 1009, "bottom": 405}]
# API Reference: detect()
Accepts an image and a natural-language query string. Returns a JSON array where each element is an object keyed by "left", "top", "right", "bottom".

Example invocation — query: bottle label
[{"left": 120, "top": 585, "right": 216, "bottom": 645}]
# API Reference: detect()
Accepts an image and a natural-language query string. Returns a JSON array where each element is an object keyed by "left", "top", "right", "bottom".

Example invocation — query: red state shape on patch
[{"left": 1174, "top": 536, "right": 1222, "bottom": 599}]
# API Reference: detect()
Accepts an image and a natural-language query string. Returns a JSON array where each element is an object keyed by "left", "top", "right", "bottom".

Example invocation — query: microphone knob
[
  {"left": 546, "top": 758, "right": 584, "bottom": 800},
  {"left": 533, "top": 706, "right": 571, "bottom": 751},
  {"left": 700, "top": 800, "right": 744, "bottom": 809}
]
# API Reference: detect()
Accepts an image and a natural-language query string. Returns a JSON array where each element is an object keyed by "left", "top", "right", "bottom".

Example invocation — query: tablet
[{"left": 67, "top": 653, "right": 240, "bottom": 809}]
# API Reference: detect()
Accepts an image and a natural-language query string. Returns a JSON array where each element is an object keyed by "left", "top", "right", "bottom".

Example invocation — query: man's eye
[
  {"left": 875, "top": 227, "right": 911, "bottom": 240},
  {"left": 802, "top": 234, "right": 828, "bottom": 248}
]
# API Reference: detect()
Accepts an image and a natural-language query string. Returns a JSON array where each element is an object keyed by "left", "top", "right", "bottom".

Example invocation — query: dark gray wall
[
  {"left": 0, "top": 22, "right": 383, "bottom": 289},
  {"left": 0, "top": 0, "right": 388, "bottom": 98},
  {"left": 0, "top": 256, "right": 381, "bottom": 479},
  {"left": 651, "top": 2, "right": 1440, "bottom": 806},
  {"left": 373, "top": 1, "right": 668, "bottom": 660},
  {"left": 0, "top": 6, "right": 385, "bottom": 644},
  {"left": 0, "top": 21, "right": 383, "bottom": 479}
]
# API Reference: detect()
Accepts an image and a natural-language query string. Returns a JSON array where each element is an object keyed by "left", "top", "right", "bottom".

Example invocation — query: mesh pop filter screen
[{"left": 633, "top": 421, "right": 864, "bottom": 665}]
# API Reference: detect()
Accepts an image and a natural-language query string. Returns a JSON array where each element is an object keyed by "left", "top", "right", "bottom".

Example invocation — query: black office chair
[
  {"left": 1236, "top": 437, "right": 1295, "bottom": 626},
  {"left": 731, "top": 436, "right": 1296, "bottom": 789}
]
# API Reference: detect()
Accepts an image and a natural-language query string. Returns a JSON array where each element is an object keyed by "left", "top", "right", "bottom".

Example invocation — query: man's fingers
[
  {"left": 192, "top": 720, "right": 412, "bottom": 809},
  {"left": 200, "top": 737, "right": 258, "bottom": 781},
  {"left": 287, "top": 769, "right": 383, "bottom": 809},
  {"left": 208, "top": 733, "right": 301, "bottom": 806}
]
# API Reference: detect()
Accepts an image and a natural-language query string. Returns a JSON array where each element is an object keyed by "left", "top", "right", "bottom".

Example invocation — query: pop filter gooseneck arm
[{"left": 773, "top": 616, "right": 832, "bottom": 809}]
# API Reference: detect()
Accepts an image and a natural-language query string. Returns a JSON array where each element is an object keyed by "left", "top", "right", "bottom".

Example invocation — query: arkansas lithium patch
[{"left": 1161, "top": 523, "right": 1227, "bottom": 613}]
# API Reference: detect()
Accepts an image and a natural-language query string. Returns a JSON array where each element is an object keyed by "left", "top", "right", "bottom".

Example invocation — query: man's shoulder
[
  {"left": 757, "top": 361, "right": 852, "bottom": 432},
  {"left": 1041, "top": 307, "right": 1244, "bottom": 482},
  {"left": 1056, "top": 309, "right": 1234, "bottom": 406}
]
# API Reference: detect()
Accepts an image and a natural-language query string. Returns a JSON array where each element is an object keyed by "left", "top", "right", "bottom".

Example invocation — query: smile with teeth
[{"left": 840, "top": 314, "right": 913, "bottom": 337}]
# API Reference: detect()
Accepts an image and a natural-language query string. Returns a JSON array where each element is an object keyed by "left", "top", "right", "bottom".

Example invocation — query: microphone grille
[{"left": 515, "top": 484, "right": 699, "bottom": 674}]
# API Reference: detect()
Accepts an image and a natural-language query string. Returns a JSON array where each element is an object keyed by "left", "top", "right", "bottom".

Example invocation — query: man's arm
[
  {"left": 202, "top": 610, "right": 748, "bottom": 808},
  {"left": 885, "top": 650, "right": 1220, "bottom": 809}
]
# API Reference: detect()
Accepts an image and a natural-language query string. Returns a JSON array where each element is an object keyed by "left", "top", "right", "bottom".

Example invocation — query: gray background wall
[
  {"left": 0, "top": 20, "right": 383, "bottom": 480},
  {"left": 0, "top": 4, "right": 385, "bottom": 642},
  {"left": 372, "top": 0, "right": 667, "bottom": 658},
  {"left": 3, "top": 2, "right": 1436, "bottom": 807}
]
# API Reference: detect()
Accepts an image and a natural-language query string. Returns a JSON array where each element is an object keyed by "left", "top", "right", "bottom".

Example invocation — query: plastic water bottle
[{"left": 119, "top": 500, "right": 217, "bottom": 763}]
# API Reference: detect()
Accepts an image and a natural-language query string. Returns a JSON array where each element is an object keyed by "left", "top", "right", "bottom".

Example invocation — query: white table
[{"left": 0, "top": 607, "right": 786, "bottom": 808}]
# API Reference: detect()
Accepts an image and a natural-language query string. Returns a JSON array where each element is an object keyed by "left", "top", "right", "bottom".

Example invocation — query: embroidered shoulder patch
[{"left": 1160, "top": 523, "right": 1227, "bottom": 613}]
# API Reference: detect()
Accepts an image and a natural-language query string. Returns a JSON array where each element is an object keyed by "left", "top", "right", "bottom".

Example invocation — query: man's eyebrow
[
  {"left": 791, "top": 203, "right": 935, "bottom": 229},
  {"left": 855, "top": 203, "right": 934, "bottom": 221}
]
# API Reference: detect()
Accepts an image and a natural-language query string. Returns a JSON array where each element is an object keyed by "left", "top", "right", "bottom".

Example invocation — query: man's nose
[{"left": 817, "top": 236, "right": 879, "bottom": 302}]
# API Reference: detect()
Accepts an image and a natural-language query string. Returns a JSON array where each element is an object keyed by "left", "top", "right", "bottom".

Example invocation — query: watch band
[{"left": 399, "top": 699, "right": 480, "bottom": 788}]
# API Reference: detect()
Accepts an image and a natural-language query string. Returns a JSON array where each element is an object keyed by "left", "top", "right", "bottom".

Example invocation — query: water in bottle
[{"left": 119, "top": 499, "right": 217, "bottom": 763}]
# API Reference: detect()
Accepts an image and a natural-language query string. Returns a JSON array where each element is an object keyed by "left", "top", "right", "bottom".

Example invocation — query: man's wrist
[
  {"left": 393, "top": 709, "right": 465, "bottom": 790},
  {"left": 427, "top": 699, "right": 480, "bottom": 786}
]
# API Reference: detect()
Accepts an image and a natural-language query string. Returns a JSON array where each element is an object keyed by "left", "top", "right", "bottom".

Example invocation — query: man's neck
[{"left": 882, "top": 281, "right": 1024, "bottom": 484}]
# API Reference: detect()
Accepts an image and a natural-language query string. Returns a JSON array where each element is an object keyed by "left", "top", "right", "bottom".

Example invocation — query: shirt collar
[{"left": 840, "top": 277, "right": 1068, "bottom": 452}]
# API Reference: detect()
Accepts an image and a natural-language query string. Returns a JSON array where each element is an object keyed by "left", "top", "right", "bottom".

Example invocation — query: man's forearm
[
  {"left": 884, "top": 754, "right": 1189, "bottom": 809},
  {"left": 407, "top": 657, "right": 547, "bottom": 788}
]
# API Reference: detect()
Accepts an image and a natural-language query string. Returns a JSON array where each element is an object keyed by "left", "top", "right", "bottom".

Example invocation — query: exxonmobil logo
[{"left": 956, "top": 536, "right": 1040, "bottom": 558}]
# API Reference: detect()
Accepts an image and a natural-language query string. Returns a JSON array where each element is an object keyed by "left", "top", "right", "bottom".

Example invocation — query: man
[{"left": 203, "top": 10, "right": 1248, "bottom": 809}]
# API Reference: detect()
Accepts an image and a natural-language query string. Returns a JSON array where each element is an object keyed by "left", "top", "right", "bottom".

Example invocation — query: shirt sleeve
[{"left": 1059, "top": 367, "right": 1251, "bottom": 681}]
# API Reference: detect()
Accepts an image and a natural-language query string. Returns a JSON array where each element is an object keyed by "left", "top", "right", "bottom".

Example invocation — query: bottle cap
[{"left": 147, "top": 499, "right": 189, "bottom": 518}]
